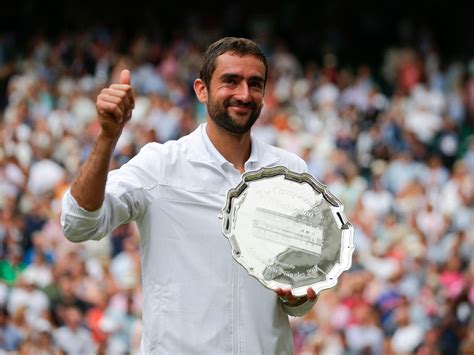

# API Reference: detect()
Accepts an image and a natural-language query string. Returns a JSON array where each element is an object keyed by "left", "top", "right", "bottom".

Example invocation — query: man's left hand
[{"left": 275, "top": 287, "right": 317, "bottom": 307}]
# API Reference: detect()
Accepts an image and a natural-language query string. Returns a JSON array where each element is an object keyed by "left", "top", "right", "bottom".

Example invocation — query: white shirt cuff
[{"left": 281, "top": 297, "right": 317, "bottom": 317}]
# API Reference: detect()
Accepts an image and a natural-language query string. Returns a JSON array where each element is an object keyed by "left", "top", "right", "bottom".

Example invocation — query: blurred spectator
[
  {"left": 110, "top": 236, "right": 141, "bottom": 291},
  {"left": 0, "top": 245, "right": 25, "bottom": 286},
  {"left": 17, "top": 321, "right": 61, "bottom": 354},
  {"left": 53, "top": 305, "right": 97, "bottom": 355},
  {"left": 390, "top": 298, "right": 424, "bottom": 353},
  {"left": 345, "top": 304, "right": 384, "bottom": 354},
  {"left": 21, "top": 250, "right": 52, "bottom": 289},
  {"left": 0, "top": 306, "right": 23, "bottom": 352},
  {"left": 381, "top": 150, "right": 421, "bottom": 194},
  {"left": 360, "top": 173, "right": 394, "bottom": 222},
  {"left": 7, "top": 273, "right": 49, "bottom": 325},
  {"left": 100, "top": 290, "right": 142, "bottom": 354}
]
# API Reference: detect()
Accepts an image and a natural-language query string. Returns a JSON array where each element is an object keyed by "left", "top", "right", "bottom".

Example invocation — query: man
[{"left": 61, "top": 37, "right": 317, "bottom": 354}]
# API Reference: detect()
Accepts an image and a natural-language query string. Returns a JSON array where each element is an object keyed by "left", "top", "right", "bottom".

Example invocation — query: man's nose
[{"left": 234, "top": 83, "right": 251, "bottom": 102}]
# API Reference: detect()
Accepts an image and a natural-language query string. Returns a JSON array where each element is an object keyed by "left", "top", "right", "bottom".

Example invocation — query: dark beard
[{"left": 206, "top": 98, "right": 262, "bottom": 134}]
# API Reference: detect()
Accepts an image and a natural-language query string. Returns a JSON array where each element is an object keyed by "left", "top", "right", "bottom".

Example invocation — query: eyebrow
[{"left": 219, "top": 73, "right": 265, "bottom": 84}]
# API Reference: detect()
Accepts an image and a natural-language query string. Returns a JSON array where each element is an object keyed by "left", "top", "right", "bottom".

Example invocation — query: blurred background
[{"left": 0, "top": 1, "right": 473, "bottom": 354}]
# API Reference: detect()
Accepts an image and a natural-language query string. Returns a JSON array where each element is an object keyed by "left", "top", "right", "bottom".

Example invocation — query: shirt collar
[
  {"left": 186, "top": 122, "right": 278, "bottom": 168},
  {"left": 201, "top": 123, "right": 230, "bottom": 167}
]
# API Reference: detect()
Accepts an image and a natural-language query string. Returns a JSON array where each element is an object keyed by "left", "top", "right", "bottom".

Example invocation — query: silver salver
[{"left": 221, "top": 166, "right": 354, "bottom": 297}]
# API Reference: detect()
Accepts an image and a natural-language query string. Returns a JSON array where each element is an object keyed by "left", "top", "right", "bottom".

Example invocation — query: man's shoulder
[
  {"left": 123, "top": 134, "right": 196, "bottom": 180},
  {"left": 137, "top": 134, "right": 191, "bottom": 157},
  {"left": 265, "top": 143, "right": 299, "bottom": 160},
  {"left": 255, "top": 138, "right": 307, "bottom": 172}
]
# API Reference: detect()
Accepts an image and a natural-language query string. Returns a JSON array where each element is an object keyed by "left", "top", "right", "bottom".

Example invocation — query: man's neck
[{"left": 206, "top": 120, "right": 251, "bottom": 173}]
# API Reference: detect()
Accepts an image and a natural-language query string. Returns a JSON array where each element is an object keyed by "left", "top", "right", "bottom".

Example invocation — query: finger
[
  {"left": 98, "top": 96, "right": 127, "bottom": 120},
  {"left": 307, "top": 287, "right": 317, "bottom": 301},
  {"left": 102, "top": 89, "right": 131, "bottom": 111},
  {"left": 120, "top": 69, "right": 131, "bottom": 85},
  {"left": 121, "top": 69, "right": 134, "bottom": 109},
  {"left": 102, "top": 93, "right": 132, "bottom": 122},
  {"left": 280, "top": 288, "right": 295, "bottom": 301},
  {"left": 275, "top": 288, "right": 292, "bottom": 300},
  {"left": 97, "top": 101, "right": 124, "bottom": 123},
  {"left": 100, "top": 93, "right": 126, "bottom": 110},
  {"left": 108, "top": 85, "right": 135, "bottom": 110},
  {"left": 109, "top": 84, "right": 132, "bottom": 91}
]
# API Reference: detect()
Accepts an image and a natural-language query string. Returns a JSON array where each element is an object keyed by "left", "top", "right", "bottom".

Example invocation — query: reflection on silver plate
[{"left": 221, "top": 166, "right": 354, "bottom": 297}]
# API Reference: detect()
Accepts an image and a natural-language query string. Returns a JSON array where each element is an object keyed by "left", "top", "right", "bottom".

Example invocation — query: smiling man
[
  {"left": 197, "top": 51, "right": 265, "bottom": 135},
  {"left": 61, "top": 37, "right": 317, "bottom": 354}
]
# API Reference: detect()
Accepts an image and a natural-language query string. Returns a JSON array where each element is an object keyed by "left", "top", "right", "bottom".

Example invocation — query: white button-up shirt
[{"left": 61, "top": 123, "right": 315, "bottom": 354}]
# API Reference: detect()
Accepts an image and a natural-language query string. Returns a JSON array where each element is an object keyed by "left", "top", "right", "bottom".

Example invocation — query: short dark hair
[{"left": 199, "top": 37, "right": 268, "bottom": 89}]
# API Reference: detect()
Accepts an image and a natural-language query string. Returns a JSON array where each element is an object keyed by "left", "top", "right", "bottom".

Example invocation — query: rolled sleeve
[
  {"left": 61, "top": 189, "right": 108, "bottom": 242},
  {"left": 61, "top": 146, "right": 157, "bottom": 243}
]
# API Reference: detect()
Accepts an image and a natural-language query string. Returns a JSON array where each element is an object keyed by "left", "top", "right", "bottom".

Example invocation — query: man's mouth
[
  {"left": 227, "top": 100, "right": 256, "bottom": 115},
  {"left": 229, "top": 105, "right": 252, "bottom": 114}
]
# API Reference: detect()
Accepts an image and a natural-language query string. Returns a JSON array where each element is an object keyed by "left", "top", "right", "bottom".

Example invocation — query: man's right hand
[
  {"left": 70, "top": 69, "right": 135, "bottom": 211},
  {"left": 96, "top": 69, "right": 135, "bottom": 139}
]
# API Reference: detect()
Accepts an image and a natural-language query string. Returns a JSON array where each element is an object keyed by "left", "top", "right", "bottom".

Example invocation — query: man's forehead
[{"left": 214, "top": 53, "right": 266, "bottom": 77}]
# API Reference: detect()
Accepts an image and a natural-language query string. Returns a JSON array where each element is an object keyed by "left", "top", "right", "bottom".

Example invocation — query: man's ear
[{"left": 193, "top": 79, "right": 208, "bottom": 103}]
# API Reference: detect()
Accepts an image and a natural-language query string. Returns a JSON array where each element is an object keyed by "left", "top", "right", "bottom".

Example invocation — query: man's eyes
[
  {"left": 250, "top": 82, "right": 264, "bottom": 89},
  {"left": 222, "top": 78, "right": 263, "bottom": 91},
  {"left": 224, "top": 78, "right": 237, "bottom": 84}
]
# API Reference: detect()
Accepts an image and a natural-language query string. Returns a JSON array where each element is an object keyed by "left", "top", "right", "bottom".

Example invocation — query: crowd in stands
[{"left": 0, "top": 19, "right": 473, "bottom": 355}]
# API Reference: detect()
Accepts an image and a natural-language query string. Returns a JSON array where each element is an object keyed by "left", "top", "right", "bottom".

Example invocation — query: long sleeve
[
  {"left": 281, "top": 298, "right": 317, "bottom": 317},
  {"left": 61, "top": 147, "right": 157, "bottom": 243}
]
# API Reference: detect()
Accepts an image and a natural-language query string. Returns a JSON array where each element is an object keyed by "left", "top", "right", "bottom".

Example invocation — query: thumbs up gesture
[{"left": 96, "top": 69, "right": 135, "bottom": 139}]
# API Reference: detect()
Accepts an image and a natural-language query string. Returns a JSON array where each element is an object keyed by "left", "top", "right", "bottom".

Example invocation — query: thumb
[{"left": 119, "top": 69, "right": 131, "bottom": 85}]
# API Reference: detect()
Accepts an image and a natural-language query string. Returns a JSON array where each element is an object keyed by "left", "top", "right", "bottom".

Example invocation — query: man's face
[{"left": 205, "top": 53, "right": 265, "bottom": 134}]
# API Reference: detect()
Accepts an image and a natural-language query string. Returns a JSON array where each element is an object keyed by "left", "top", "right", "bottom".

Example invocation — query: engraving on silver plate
[
  {"left": 221, "top": 166, "right": 354, "bottom": 297},
  {"left": 252, "top": 208, "right": 323, "bottom": 255}
]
